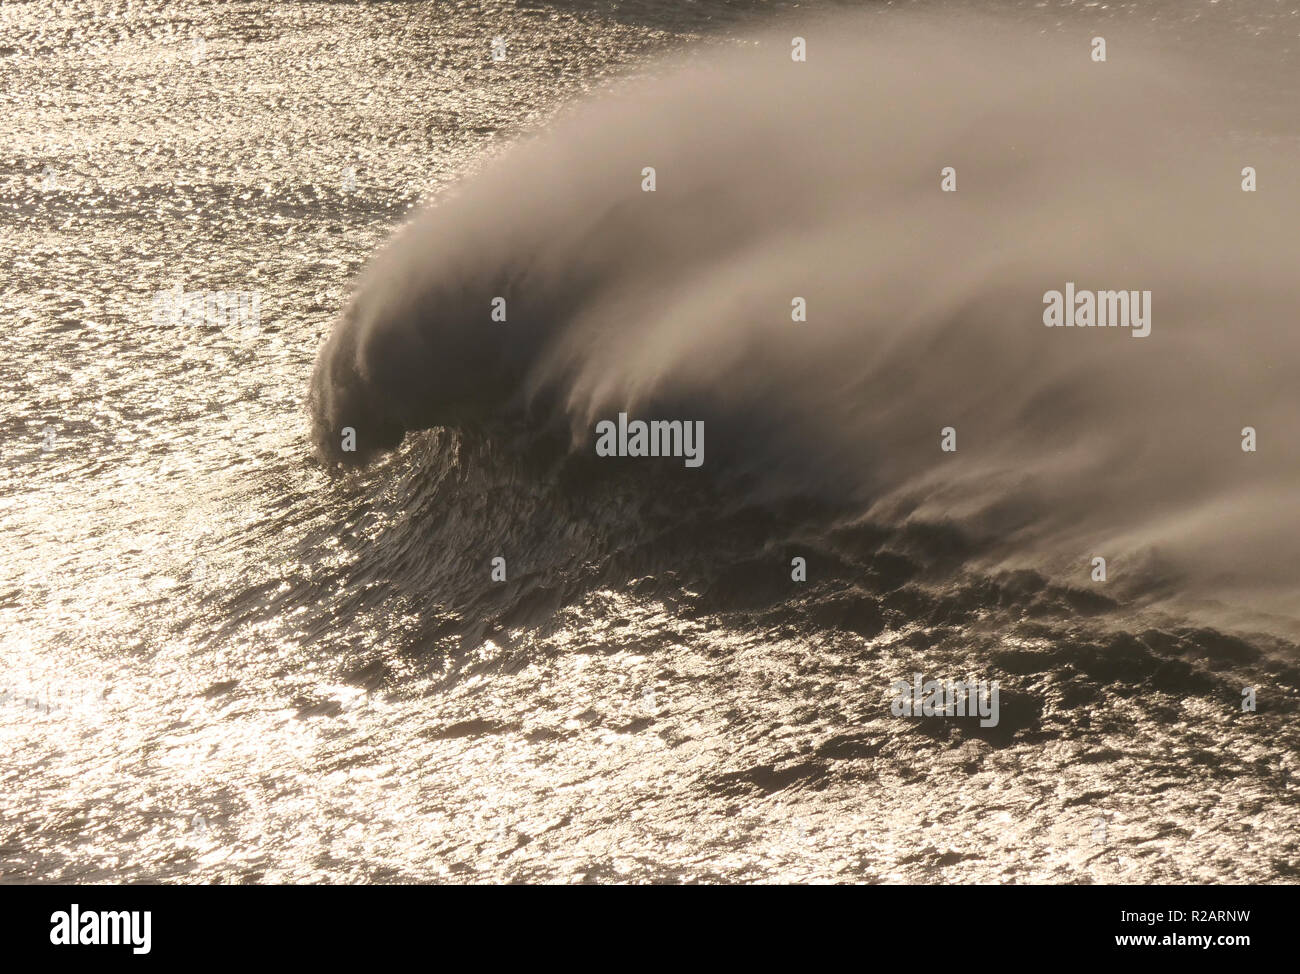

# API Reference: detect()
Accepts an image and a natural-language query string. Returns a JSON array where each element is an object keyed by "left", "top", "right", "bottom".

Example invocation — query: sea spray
[{"left": 309, "top": 14, "right": 1300, "bottom": 629}]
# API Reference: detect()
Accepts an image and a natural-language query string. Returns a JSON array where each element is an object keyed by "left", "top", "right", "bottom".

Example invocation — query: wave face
[{"left": 309, "top": 14, "right": 1300, "bottom": 633}]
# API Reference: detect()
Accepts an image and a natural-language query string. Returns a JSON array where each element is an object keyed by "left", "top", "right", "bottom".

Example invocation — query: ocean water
[{"left": 2, "top": 0, "right": 1298, "bottom": 884}]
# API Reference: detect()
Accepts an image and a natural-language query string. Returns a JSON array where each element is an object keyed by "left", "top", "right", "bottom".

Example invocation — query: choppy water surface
[{"left": 2, "top": 0, "right": 1298, "bottom": 883}]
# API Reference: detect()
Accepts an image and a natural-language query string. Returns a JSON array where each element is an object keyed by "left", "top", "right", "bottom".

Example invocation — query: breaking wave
[{"left": 308, "top": 13, "right": 1300, "bottom": 635}]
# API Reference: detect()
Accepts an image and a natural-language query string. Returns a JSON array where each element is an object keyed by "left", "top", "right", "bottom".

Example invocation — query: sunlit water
[{"left": 2, "top": 0, "right": 1298, "bottom": 883}]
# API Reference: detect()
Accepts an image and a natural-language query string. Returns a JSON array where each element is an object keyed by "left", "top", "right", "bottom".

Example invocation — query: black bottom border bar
[{"left": 0, "top": 883, "right": 1294, "bottom": 961}]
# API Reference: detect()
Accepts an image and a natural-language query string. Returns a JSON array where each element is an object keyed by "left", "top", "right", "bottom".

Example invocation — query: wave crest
[{"left": 309, "top": 15, "right": 1300, "bottom": 630}]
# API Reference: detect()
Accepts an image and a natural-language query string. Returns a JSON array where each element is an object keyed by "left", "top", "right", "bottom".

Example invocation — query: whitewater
[{"left": 312, "top": 16, "right": 1300, "bottom": 633}]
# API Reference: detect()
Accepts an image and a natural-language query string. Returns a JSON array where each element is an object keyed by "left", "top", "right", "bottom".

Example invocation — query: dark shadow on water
[{"left": 516, "top": 0, "right": 852, "bottom": 32}]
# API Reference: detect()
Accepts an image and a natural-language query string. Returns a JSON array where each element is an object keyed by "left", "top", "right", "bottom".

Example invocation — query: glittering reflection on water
[{"left": 2, "top": 0, "right": 1299, "bottom": 884}]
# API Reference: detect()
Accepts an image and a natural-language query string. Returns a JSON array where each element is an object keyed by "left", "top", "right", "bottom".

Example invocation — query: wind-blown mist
[{"left": 309, "top": 15, "right": 1300, "bottom": 632}]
